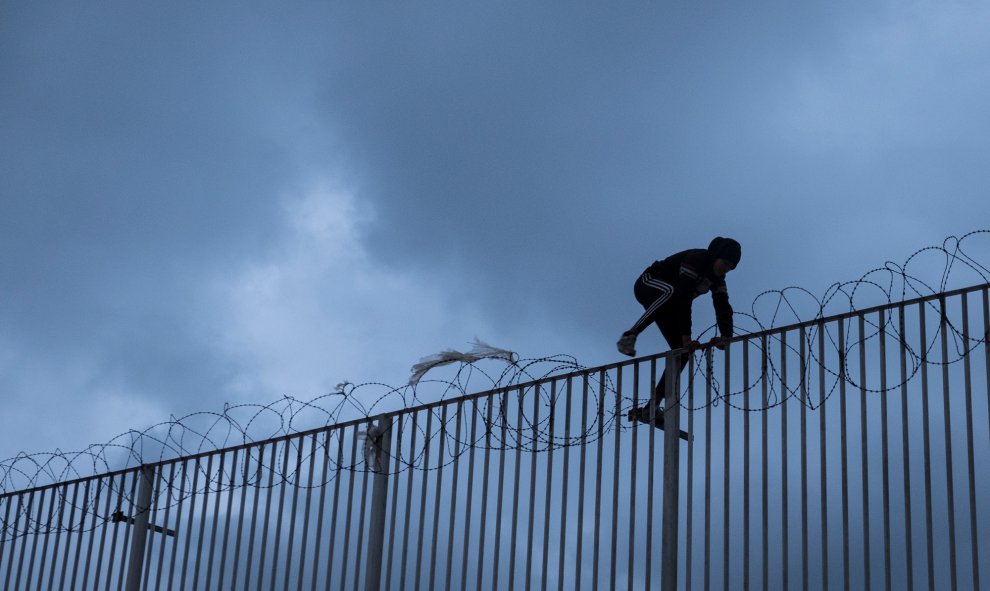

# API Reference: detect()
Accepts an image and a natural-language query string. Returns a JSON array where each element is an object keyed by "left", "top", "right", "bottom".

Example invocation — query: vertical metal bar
[
  {"left": 366, "top": 416, "right": 394, "bottom": 591},
  {"left": 114, "top": 471, "right": 139, "bottom": 591},
  {"left": 647, "top": 359, "right": 658, "bottom": 591},
  {"left": 270, "top": 440, "right": 293, "bottom": 590},
  {"left": 984, "top": 288, "right": 990, "bottom": 456},
  {"left": 611, "top": 370, "right": 622, "bottom": 591},
  {"left": 858, "top": 314, "right": 872, "bottom": 591},
  {"left": 898, "top": 305, "right": 914, "bottom": 591},
  {"left": 82, "top": 480, "right": 104, "bottom": 589},
  {"left": 685, "top": 355, "right": 693, "bottom": 591},
  {"left": 879, "top": 309, "right": 892, "bottom": 591},
  {"left": 323, "top": 431, "right": 346, "bottom": 588},
  {"left": 491, "top": 393, "right": 509, "bottom": 591},
  {"left": 26, "top": 488, "right": 47, "bottom": 590},
  {"left": 528, "top": 384, "right": 542, "bottom": 591},
  {"left": 125, "top": 466, "right": 155, "bottom": 591},
  {"left": 33, "top": 489, "right": 49, "bottom": 591},
  {"left": 166, "top": 461, "right": 188, "bottom": 590},
  {"left": 939, "top": 296, "right": 958, "bottom": 590},
  {"left": 508, "top": 393, "right": 523, "bottom": 591},
  {"left": 574, "top": 373, "right": 589, "bottom": 591},
  {"left": 140, "top": 469, "right": 163, "bottom": 591},
  {"left": 21, "top": 492, "right": 36, "bottom": 589},
  {"left": 818, "top": 322, "right": 829, "bottom": 591},
  {"left": 0, "top": 493, "right": 12, "bottom": 588},
  {"left": 205, "top": 452, "right": 227, "bottom": 589},
  {"left": 460, "top": 400, "right": 480, "bottom": 591},
  {"left": 48, "top": 486, "right": 64, "bottom": 591},
  {"left": 340, "top": 426, "right": 361, "bottom": 590},
  {"left": 543, "top": 380, "right": 557, "bottom": 591},
  {"left": 57, "top": 482, "right": 80, "bottom": 590},
  {"left": 402, "top": 412, "right": 420, "bottom": 591},
  {"left": 180, "top": 459, "right": 202, "bottom": 590},
  {"left": 780, "top": 332, "right": 789, "bottom": 591},
  {"left": 429, "top": 406, "right": 449, "bottom": 591},
  {"left": 313, "top": 428, "right": 346, "bottom": 591},
  {"left": 41, "top": 483, "right": 59, "bottom": 591},
  {"left": 414, "top": 410, "right": 435, "bottom": 591},
  {"left": 799, "top": 328, "right": 809, "bottom": 591},
  {"left": 5, "top": 492, "right": 23, "bottom": 590},
  {"left": 660, "top": 353, "right": 682, "bottom": 591},
  {"left": 154, "top": 462, "right": 176, "bottom": 591},
  {"left": 386, "top": 417, "right": 406, "bottom": 591},
  {"left": 139, "top": 467, "right": 165, "bottom": 589},
  {"left": 477, "top": 395, "right": 494, "bottom": 591},
  {"left": 839, "top": 320, "right": 850, "bottom": 591},
  {"left": 353, "top": 439, "right": 372, "bottom": 591},
  {"left": 70, "top": 482, "right": 89, "bottom": 590},
  {"left": 25, "top": 490, "right": 41, "bottom": 590},
  {"left": 761, "top": 335, "right": 769, "bottom": 591},
  {"left": 743, "top": 341, "right": 751, "bottom": 591},
  {"left": 13, "top": 491, "right": 32, "bottom": 590},
  {"left": 724, "top": 343, "right": 732, "bottom": 591},
  {"left": 282, "top": 439, "right": 305, "bottom": 591},
  {"left": 704, "top": 348, "right": 712, "bottom": 591},
  {"left": 961, "top": 293, "right": 981, "bottom": 590},
  {"left": 557, "top": 378, "right": 573, "bottom": 591},
  {"left": 593, "top": 371, "right": 606, "bottom": 591},
  {"left": 217, "top": 448, "right": 239, "bottom": 590},
  {"left": 231, "top": 447, "right": 257, "bottom": 591},
  {"left": 296, "top": 436, "right": 317, "bottom": 591},
  {"left": 628, "top": 364, "right": 639, "bottom": 591},
  {"left": 14, "top": 495, "right": 28, "bottom": 583},
  {"left": 239, "top": 443, "right": 267, "bottom": 591},
  {"left": 446, "top": 402, "right": 465, "bottom": 591},
  {"left": 313, "top": 429, "right": 337, "bottom": 590},
  {"left": 192, "top": 454, "right": 214, "bottom": 590},
  {"left": 95, "top": 479, "right": 114, "bottom": 591},
  {"left": 254, "top": 443, "right": 278, "bottom": 591},
  {"left": 985, "top": 287, "right": 990, "bottom": 440},
  {"left": 919, "top": 302, "right": 935, "bottom": 590}
]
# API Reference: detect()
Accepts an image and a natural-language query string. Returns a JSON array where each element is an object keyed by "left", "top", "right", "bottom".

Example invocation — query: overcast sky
[{"left": 2, "top": 1, "right": 989, "bottom": 462}]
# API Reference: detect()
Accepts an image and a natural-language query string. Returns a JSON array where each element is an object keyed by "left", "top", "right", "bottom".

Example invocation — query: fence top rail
[{"left": 2, "top": 281, "right": 987, "bottom": 501}]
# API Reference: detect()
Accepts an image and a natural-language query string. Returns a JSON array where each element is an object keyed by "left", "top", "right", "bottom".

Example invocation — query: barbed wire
[
  {"left": 693, "top": 229, "right": 989, "bottom": 413},
  {"left": 1, "top": 230, "right": 988, "bottom": 540}
]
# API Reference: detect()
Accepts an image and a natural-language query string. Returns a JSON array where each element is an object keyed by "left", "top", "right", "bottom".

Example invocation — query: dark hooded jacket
[{"left": 644, "top": 237, "right": 738, "bottom": 338}]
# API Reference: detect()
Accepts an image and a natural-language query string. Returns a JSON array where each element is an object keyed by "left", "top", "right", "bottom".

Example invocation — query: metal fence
[{"left": 1, "top": 283, "right": 988, "bottom": 590}]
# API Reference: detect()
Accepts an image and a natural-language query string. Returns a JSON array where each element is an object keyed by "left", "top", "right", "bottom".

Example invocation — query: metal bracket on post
[
  {"left": 110, "top": 511, "right": 176, "bottom": 537},
  {"left": 660, "top": 354, "right": 682, "bottom": 591},
  {"left": 364, "top": 416, "right": 393, "bottom": 591}
]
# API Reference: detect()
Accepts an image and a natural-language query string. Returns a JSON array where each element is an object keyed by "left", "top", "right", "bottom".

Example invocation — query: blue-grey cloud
[{"left": 2, "top": 1, "right": 989, "bottom": 460}]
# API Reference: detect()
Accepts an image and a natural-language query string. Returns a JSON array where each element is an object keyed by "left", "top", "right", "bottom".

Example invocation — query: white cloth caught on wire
[{"left": 408, "top": 339, "right": 518, "bottom": 386}]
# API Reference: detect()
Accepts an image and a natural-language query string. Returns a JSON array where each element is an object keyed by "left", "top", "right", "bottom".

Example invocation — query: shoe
[
  {"left": 616, "top": 332, "right": 637, "bottom": 357},
  {"left": 629, "top": 404, "right": 664, "bottom": 424}
]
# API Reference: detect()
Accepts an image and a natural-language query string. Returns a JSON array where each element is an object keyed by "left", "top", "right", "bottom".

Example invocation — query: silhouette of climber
[{"left": 617, "top": 237, "right": 741, "bottom": 420}]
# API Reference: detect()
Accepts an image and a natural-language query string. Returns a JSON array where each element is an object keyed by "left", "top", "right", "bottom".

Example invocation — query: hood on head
[{"left": 708, "top": 236, "right": 741, "bottom": 267}]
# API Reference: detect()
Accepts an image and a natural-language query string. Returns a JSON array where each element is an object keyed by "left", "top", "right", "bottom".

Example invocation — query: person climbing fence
[{"left": 617, "top": 236, "right": 741, "bottom": 423}]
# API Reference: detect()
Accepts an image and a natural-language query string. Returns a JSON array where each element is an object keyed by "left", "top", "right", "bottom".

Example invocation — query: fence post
[
  {"left": 124, "top": 465, "right": 155, "bottom": 591},
  {"left": 661, "top": 354, "right": 682, "bottom": 591},
  {"left": 365, "top": 417, "right": 394, "bottom": 591}
]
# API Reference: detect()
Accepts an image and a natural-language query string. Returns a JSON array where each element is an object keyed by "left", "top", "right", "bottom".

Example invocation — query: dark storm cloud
[
  {"left": 309, "top": 3, "right": 880, "bottom": 331},
  {"left": 2, "top": 1, "right": 990, "bottom": 457},
  {"left": 0, "top": 3, "right": 326, "bottom": 400}
]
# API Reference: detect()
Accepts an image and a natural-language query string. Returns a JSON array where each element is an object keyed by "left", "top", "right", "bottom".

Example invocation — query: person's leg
[
  {"left": 617, "top": 271, "right": 675, "bottom": 356},
  {"left": 648, "top": 316, "right": 688, "bottom": 411}
]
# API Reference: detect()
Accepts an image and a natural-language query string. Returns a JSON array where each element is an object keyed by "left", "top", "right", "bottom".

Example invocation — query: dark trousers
[{"left": 632, "top": 273, "right": 688, "bottom": 407}]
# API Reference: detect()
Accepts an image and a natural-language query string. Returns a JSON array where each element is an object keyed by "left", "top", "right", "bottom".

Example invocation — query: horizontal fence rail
[{"left": 2, "top": 283, "right": 989, "bottom": 590}]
